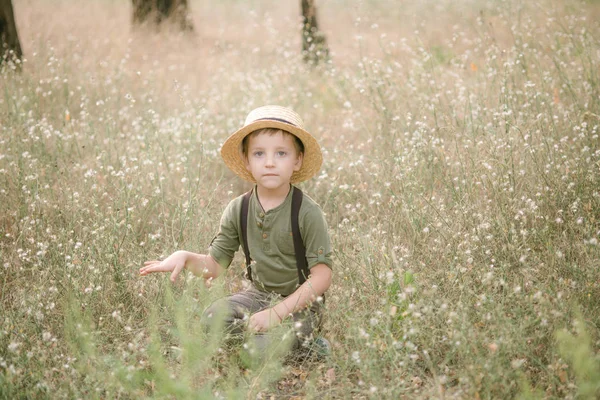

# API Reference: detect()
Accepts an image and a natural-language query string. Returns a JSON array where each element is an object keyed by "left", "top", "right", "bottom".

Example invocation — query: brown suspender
[
  {"left": 291, "top": 188, "right": 309, "bottom": 284},
  {"left": 240, "top": 190, "right": 253, "bottom": 280},
  {"left": 239, "top": 187, "right": 310, "bottom": 285}
]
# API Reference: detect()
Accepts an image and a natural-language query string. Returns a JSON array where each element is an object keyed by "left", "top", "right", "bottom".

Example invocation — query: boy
[{"left": 139, "top": 105, "right": 332, "bottom": 351}]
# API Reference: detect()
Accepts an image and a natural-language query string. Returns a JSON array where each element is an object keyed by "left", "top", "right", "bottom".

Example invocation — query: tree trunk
[
  {"left": 0, "top": 0, "right": 23, "bottom": 67},
  {"left": 131, "top": 0, "right": 194, "bottom": 32},
  {"left": 301, "top": 0, "right": 329, "bottom": 64}
]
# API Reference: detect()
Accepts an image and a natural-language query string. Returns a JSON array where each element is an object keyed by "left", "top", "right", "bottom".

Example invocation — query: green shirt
[{"left": 209, "top": 185, "right": 332, "bottom": 296}]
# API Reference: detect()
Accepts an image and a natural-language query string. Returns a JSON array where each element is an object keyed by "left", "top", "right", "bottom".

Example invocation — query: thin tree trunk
[
  {"left": 301, "top": 0, "right": 329, "bottom": 64},
  {"left": 132, "top": 0, "right": 194, "bottom": 32},
  {"left": 0, "top": 0, "right": 23, "bottom": 67}
]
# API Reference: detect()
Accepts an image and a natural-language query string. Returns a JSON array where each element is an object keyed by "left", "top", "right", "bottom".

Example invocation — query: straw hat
[{"left": 220, "top": 105, "right": 323, "bottom": 183}]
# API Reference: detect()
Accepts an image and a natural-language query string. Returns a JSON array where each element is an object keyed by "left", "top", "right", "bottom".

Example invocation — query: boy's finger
[
  {"left": 248, "top": 317, "right": 264, "bottom": 332},
  {"left": 139, "top": 267, "right": 157, "bottom": 275},
  {"left": 143, "top": 260, "right": 160, "bottom": 266},
  {"left": 170, "top": 263, "right": 184, "bottom": 282},
  {"left": 139, "top": 263, "right": 169, "bottom": 274}
]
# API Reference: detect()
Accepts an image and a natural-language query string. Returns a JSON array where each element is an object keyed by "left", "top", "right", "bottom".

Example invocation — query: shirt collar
[{"left": 252, "top": 184, "right": 294, "bottom": 214}]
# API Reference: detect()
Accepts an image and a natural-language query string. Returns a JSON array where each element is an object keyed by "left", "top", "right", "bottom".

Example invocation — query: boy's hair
[{"left": 241, "top": 128, "right": 305, "bottom": 158}]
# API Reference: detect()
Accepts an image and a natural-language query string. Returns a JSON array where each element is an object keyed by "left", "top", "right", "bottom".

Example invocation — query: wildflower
[
  {"left": 555, "top": 250, "right": 563, "bottom": 258},
  {"left": 112, "top": 310, "right": 122, "bottom": 322},
  {"left": 585, "top": 238, "right": 598, "bottom": 246},
  {"left": 8, "top": 342, "right": 21, "bottom": 353}
]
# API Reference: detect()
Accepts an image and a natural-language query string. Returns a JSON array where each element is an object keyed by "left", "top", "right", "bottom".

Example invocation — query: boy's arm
[
  {"left": 274, "top": 263, "right": 332, "bottom": 314},
  {"left": 140, "top": 250, "right": 223, "bottom": 283},
  {"left": 248, "top": 263, "right": 332, "bottom": 332}
]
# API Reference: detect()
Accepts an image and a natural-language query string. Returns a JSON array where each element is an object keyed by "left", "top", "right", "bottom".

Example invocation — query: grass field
[{"left": 1, "top": 0, "right": 600, "bottom": 398}]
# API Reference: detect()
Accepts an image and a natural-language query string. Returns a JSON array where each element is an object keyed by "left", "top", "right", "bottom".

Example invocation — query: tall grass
[{"left": 1, "top": 0, "right": 599, "bottom": 398}]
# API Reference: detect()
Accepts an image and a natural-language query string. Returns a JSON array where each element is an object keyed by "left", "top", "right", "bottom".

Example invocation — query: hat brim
[{"left": 220, "top": 120, "right": 323, "bottom": 183}]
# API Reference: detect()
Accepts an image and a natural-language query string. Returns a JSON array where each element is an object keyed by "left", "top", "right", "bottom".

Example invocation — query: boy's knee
[
  {"left": 202, "top": 299, "right": 231, "bottom": 330},
  {"left": 202, "top": 299, "right": 246, "bottom": 335},
  {"left": 202, "top": 300, "right": 226, "bottom": 321}
]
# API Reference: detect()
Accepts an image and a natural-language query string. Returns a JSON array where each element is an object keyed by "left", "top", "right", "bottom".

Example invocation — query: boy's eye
[
  {"left": 277, "top": 151, "right": 287, "bottom": 157},
  {"left": 253, "top": 151, "right": 263, "bottom": 157}
]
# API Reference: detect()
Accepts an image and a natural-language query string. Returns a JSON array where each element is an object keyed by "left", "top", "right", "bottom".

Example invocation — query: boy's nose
[{"left": 265, "top": 153, "right": 275, "bottom": 166}]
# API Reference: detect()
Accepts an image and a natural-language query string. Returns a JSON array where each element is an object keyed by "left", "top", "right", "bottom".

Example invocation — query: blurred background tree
[
  {"left": 131, "top": 0, "right": 327, "bottom": 63},
  {"left": 132, "top": 0, "right": 194, "bottom": 32},
  {"left": 301, "top": 0, "right": 329, "bottom": 64},
  {"left": 0, "top": 0, "right": 22, "bottom": 66}
]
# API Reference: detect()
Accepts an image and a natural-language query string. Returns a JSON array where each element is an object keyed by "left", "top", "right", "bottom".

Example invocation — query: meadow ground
[{"left": 1, "top": 0, "right": 600, "bottom": 398}]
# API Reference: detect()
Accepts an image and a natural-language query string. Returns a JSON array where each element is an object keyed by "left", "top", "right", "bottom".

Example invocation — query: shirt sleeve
[
  {"left": 300, "top": 204, "right": 333, "bottom": 270},
  {"left": 208, "top": 197, "right": 241, "bottom": 269}
]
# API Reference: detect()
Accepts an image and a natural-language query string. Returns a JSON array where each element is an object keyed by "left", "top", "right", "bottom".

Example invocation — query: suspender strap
[
  {"left": 240, "top": 189, "right": 253, "bottom": 281},
  {"left": 291, "top": 187, "right": 310, "bottom": 284}
]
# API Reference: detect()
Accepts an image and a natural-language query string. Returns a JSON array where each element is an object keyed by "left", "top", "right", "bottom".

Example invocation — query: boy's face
[{"left": 244, "top": 131, "right": 303, "bottom": 191}]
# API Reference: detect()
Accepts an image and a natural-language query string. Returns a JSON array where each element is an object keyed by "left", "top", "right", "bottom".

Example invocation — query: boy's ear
[
  {"left": 294, "top": 152, "right": 303, "bottom": 172},
  {"left": 244, "top": 155, "right": 251, "bottom": 171}
]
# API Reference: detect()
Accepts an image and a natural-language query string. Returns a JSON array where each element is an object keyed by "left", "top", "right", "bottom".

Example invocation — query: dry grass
[{"left": 2, "top": 0, "right": 600, "bottom": 398}]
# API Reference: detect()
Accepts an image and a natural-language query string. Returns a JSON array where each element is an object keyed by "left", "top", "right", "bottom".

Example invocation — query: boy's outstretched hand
[{"left": 139, "top": 250, "right": 188, "bottom": 282}]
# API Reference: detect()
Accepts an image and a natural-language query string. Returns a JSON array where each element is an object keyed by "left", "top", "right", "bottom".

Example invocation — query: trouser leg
[
  {"left": 202, "top": 286, "right": 270, "bottom": 336},
  {"left": 202, "top": 286, "right": 324, "bottom": 351},
  {"left": 290, "top": 301, "right": 323, "bottom": 349},
  {"left": 247, "top": 301, "right": 323, "bottom": 354}
]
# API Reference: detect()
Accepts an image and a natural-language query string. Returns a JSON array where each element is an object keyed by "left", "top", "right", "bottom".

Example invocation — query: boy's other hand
[
  {"left": 248, "top": 308, "right": 281, "bottom": 332},
  {"left": 139, "top": 250, "right": 188, "bottom": 282}
]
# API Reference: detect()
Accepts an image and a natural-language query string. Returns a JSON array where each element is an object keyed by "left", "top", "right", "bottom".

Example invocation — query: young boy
[{"left": 139, "top": 105, "right": 332, "bottom": 351}]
